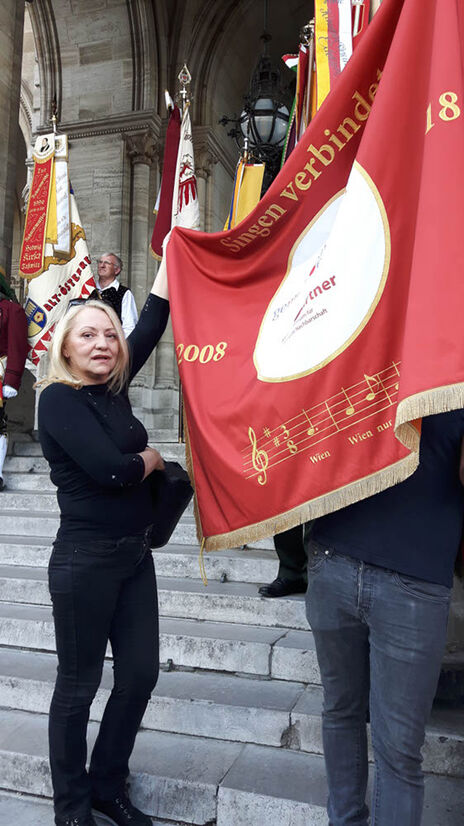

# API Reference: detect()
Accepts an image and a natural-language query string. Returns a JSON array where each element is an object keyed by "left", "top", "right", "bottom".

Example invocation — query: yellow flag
[
  {"left": 45, "top": 158, "right": 58, "bottom": 245},
  {"left": 224, "top": 160, "right": 265, "bottom": 230}
]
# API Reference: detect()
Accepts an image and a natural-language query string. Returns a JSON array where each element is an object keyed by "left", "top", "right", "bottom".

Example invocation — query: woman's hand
[{"left": 139, "top": 446, "right": 165, "bottom": 479}]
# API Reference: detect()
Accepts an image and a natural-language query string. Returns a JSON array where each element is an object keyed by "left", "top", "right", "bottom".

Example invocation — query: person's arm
[
  {"left": 5, "top": 302, "right": 29, "bottom": 391},
  {"left": 39, "top": 383, "right": 161, "bottom": 486},
  {"left": 121, "top": 290, "right": 138, "bottom": 338},
  {"left": 127, "top": 261, "right": 169, "bottom": 381},
  {"left": 460, "top": 437, "right": 464, "bottom": 486},
  {"left": 150, "top": 254, "right": 169, "bottom": 300}
]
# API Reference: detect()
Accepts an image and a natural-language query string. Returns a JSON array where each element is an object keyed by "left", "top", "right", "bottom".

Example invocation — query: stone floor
[{"left": 0, "top": 436, "right": 463, "bottom": 825}]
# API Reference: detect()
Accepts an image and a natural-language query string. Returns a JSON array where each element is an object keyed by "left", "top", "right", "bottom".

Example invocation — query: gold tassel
[{"left": 199, "top": 537, "right": 208, "bottom": 586}]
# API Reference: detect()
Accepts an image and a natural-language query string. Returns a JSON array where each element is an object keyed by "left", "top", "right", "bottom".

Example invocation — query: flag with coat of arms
[
  {"left": 150, "top": 98, "right": 200, "bottom": 259},
  {"left": 20, "top": 132, "right": 95, "bottom": 365}
]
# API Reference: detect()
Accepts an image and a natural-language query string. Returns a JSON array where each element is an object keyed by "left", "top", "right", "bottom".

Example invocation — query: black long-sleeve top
[{"left": 38, "top": 294, "right": 169, "bottom": 541}]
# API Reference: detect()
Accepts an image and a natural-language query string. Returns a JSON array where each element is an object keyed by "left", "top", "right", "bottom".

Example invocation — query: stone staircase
[{"left": 0, "top": 437, "right": 463, "bottom": 825}]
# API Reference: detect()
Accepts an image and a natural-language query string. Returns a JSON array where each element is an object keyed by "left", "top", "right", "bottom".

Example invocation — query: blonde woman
[{"left": 38, "top": 262, "right": 169, "bottom": 826}]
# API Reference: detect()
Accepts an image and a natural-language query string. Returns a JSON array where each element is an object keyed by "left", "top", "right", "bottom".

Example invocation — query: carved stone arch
[
  {"left": 26, "top": 0, "right": 61, "bottom": 128},
  {"left": 19, "top": 81, "right": 33, "bottom": 149},
  {"left": 127, "top": 0, "right": 160, "bottom": 112},
  {"left": 184, "top": 0, "right": 252, "bottom": 125},
  {"left": 152, "top": 0, "right": 184, "bottom": 112}
]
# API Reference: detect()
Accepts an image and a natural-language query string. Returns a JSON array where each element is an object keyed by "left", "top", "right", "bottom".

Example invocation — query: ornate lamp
[{"left": 219, "top": 0, "right": 290, "bottom": 189}]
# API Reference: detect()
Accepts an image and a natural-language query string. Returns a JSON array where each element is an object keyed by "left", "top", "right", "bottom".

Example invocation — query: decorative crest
[{"left": 177, "top": 64, "right": 192, "bottom": 110}]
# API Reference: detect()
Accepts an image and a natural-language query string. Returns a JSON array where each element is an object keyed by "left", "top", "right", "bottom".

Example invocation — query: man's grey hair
[
  {"left": 102, "top": 252, "right": 123, "bottom": 272},
  {"left": 110, "top": 253, "right": 123, "bottom": 272}
]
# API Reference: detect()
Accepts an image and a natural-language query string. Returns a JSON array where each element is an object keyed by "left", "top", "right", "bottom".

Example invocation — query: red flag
[
  {"left": 167, "top": 0, "right": 464, "bottom": 551},
  {"left": 150, "top": 105, "right": 181, "bottom": 260}
]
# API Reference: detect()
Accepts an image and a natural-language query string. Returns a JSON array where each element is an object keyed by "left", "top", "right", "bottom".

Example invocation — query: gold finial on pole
[
  {"left": 177, "top": 64, "right": 192, "bottom": 112},
  {"left": 51, "top": 94, "right": 58, "bottom": 135}
]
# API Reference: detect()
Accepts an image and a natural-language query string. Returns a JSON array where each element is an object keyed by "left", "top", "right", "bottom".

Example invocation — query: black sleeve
[
  {"left": 39, "top": 384, "right": 145, "bottom": 488},
  {"left": 127, "top": 294, "right": 170, "bottom": 383}
]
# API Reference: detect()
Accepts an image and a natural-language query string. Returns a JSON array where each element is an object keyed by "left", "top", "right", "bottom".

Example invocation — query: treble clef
[{"left": 248, "top": 426, "right": 269, "bottom": 486}]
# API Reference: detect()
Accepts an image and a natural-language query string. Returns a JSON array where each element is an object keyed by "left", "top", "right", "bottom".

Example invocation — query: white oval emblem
[{"left": 253, "top": 163, "right": 390, "bottom": 382}]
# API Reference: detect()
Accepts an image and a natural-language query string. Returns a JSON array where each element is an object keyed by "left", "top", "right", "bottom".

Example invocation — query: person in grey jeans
[{"left": 305, "top": 409, "right": 464, "bottom": 826}]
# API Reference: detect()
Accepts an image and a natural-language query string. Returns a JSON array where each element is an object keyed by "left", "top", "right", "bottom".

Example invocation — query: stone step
[
  {"left": 0, "top": 511, "right": 189, "bottom": 545},
  {"left": 0, "top": 511, "right": 59, "bottom": 537},
  {"left": 1, "top": 473, "right": 55, "bottom": 491},
  {"left": 0, "top": 793, "right": 184, "bottom": 826},
  {"left": 147, "top": 428, "right": 181, "bottom": 444},
  {"left": 0, "top": 710, "right": 462, "bottom": 826},
  {"left": 11, "top": 440, "right": 187, "bottom": 463},
  {"left": 3, "top": 456, "right": 49, "bottom": 474},
  {"left": 0, "top": 508, "right": 274, "bottom": 550},
  {"left": 0, "top": 707, "right": 243, "bottom": 825},
  {"left": 0, "top": 602, "right": 319, "bottom": 682},
  {"left": 12, "top": 442, "right": 44, "bottom": 457},
  {"left": 0, "top": 539, "right": 279, "bottom": 583},
  {"left": 0, "top": 489, "right": 197, "bottom": 519},
  {"left": 0, "top": 566, "right": 307, "bottom": 629},
  {"left": 0, "top": 648, "right": 306, "bottom": 752},
  {"left": 0, "top": 492, "right": 58, "bottom": 511},
  {"left": 1, "top": 647, "right": 462, "bottom": 776}
]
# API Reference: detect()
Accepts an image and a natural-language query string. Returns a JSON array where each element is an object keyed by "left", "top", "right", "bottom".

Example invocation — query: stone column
[
  {"left": 0, "top": 0, "right": 26, "bottom": 274},
  {"left": 153, "top": 219, "right": 179, "bottom": 433},
  {"left": 195, "top": 146, "right": 218, "bottom": 233},
  {"left": 124, "top": 130, "right": 157, "bottom": 309},
  {"left": 124, "top": 130, "right": 158, "bottom": 414}
]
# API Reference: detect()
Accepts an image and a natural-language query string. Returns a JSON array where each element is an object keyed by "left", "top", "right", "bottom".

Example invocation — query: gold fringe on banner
[
  {"left": 396, "top": 383, "right": 464, "bottom": 441},
  {"left": 183, "top": 383, "right": 464, "bottom": 557},
  {"left": 202, "top": 451, "right": 419, "bottom": 552}
]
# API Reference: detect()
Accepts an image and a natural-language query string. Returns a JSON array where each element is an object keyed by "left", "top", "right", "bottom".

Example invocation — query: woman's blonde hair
[{"left": 39, "top": 300, "right": 129, "bottom": 393}]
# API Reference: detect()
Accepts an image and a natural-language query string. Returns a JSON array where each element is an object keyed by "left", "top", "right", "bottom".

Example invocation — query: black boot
[
  {"left": 258, "top": 576, "right": 307, "bottom": 598},
  {"left": 92, "top": 791, "right": 151, "bottom": 826}
]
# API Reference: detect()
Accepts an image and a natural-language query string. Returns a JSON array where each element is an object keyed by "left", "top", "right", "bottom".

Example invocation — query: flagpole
[
  {"left": 176, "top": 64, "right": 192, "bottom": 443},
  {"left": 305, "top": 19, "right": 315, "bottom": 125}
]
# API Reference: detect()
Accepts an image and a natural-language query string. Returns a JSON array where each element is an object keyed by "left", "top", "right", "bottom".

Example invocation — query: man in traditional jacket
[
  {"left": 0, "top": 271, "right": 29, "bottom": 491},
  {"left": 89, "top": 253, "right": 138, "bottom": 337}
]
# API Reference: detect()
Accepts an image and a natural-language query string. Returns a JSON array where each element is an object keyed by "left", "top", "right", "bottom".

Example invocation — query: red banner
[
  {"left": 19, "top": 155, "right": 53, "bottom": 278},
  {"left": 167, "top": 0, "right": 464, "bottom": 551},
  {"left": 150, "top": 106, "right": 181, "bottom": 260}
]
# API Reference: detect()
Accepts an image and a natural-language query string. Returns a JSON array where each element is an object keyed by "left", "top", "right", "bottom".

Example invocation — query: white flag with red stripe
[{"left": 171, "top": 103, "right": 200, "bottom": 232}]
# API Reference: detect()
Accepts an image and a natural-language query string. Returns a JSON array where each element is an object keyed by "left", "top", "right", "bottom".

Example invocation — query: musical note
[
  {"left": 248, "top": 426, "right": 269, "bottom": 486},
  {"left": 364, "top": 373, "right": 379, "bottom": 401},
  {"left": 392, "top": 361, "right": 400, "bottom": 390},
  {"left": 303, "top": 409, "right": 318, "bottom": 436},
  {"left": 341, "top": 388, "right": 355, "bottom": 416},
  {"left": 325, "top": 400, "right": 340, "bottom": 431}
]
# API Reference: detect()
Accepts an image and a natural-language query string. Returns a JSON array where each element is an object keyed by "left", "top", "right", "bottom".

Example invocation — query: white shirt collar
[{"left": 96, "top": 277, "right": 120, "bottom": 291}]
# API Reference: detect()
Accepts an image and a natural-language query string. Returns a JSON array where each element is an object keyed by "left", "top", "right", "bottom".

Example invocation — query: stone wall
[{"left": 0, "top": 0, "right": 25, "bottom": 275}]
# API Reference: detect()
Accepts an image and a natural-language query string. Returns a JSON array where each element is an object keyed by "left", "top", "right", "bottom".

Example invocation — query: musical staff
[{"left": 243, "top": 361, "right": 401, "bottom": 484}]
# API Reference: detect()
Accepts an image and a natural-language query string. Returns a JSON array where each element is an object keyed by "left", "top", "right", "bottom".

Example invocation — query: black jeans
[{"left": 48, "top": 530, "right": 159, "bottom": 822}]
